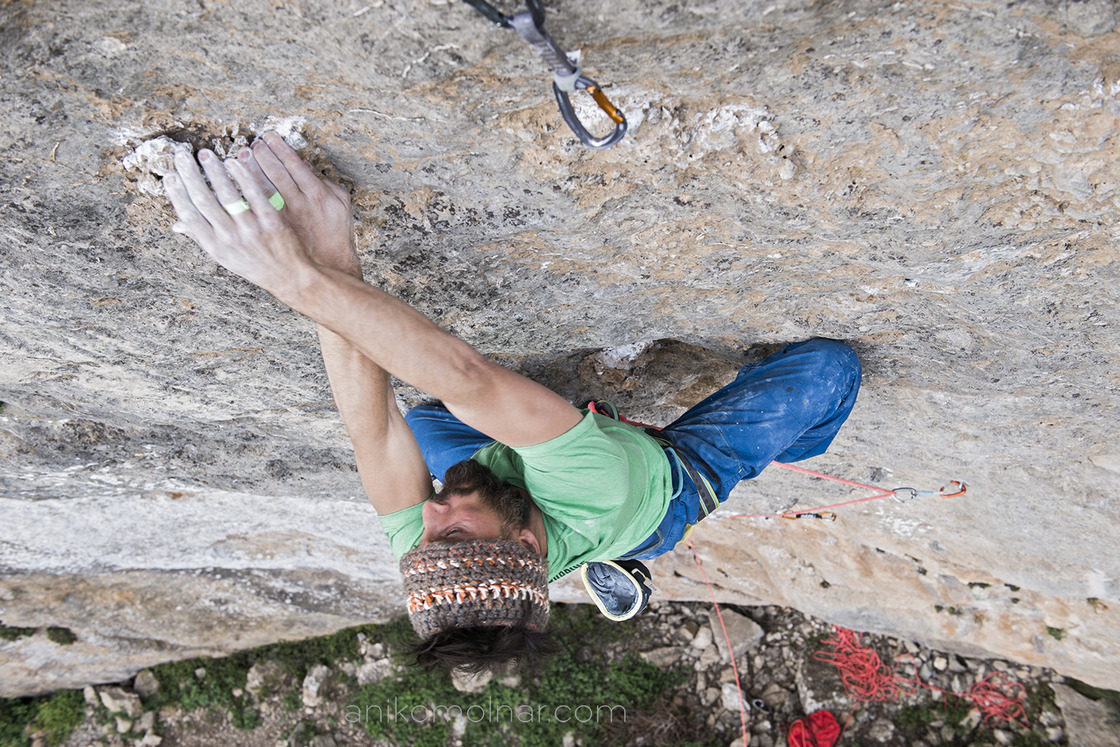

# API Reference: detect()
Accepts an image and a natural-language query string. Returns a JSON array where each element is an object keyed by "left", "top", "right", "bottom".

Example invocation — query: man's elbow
[{"left": 440, "top": 347, "right": 504, "bottom": 405}]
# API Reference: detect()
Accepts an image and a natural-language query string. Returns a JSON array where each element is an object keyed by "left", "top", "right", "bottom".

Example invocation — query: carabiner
[
  {"left": 553, "top": 76, "right": 628, "bottom": 149},
  {"left": 891, "top": 487, "right": 918, "bottom": 504},
  {"left": 939, "top": 480, "right": 967, "bottom": 498},
  {"left": 781, "top": 510, "right": 838, "bottom": 522},
  {"left": 505, "top": 4, "right": 627, "bottom": 149}
]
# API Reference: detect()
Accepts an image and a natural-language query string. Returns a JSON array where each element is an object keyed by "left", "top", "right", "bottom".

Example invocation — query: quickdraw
[
  {"left": 461, "top": 0, "right": 627, "bottom": 148},
  {"left": 890, "top": 480, "right": 967, "bottom": 504},
  {"left": 742, "top": 469, "right": 968, "bottom": 521}
]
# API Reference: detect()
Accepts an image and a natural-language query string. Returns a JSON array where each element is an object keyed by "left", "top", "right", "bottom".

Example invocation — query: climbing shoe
[{"left": 580, "top": 559, "right": 654, "bottom": 621}]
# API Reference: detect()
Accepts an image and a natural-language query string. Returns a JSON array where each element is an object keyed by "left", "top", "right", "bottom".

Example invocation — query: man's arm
[
  {"left": 317, "top": 326, "right": 433, "bottom": 514},
  {"left": 164, "top": 133, "right": 582, "bottom": 454},
  {"left": 170, "top": 136, "right": 433, "bottom": 514},
  {"left": 290, "top": 265, "right": 583, "bottom": 448}
]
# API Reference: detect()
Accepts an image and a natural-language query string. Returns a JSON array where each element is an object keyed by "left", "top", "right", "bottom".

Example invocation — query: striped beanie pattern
[{"left": 400, "top": 539, "right": 549, "bottom": 640}]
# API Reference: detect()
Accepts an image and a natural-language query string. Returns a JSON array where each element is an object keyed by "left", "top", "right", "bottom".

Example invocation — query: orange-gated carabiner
[
  {"left": 553, "top": 75, "right": 628, "bottom": 149},
  {"left": 939, "top": 480, "right": 967, "bottom": 498},
  {"left": 464, "top": 0, "right": 625, "bottom": 148}
]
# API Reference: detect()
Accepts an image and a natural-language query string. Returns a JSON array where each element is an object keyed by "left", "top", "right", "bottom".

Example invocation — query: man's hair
[
  {"left": 409, "top": 621, "right": 559, "bottom": 674},
  {"left": 402, "top": 460, "right": 553, "bottom": 674},
  {"left": 439, "top": 458, "right": 530, "bottom": 534}
]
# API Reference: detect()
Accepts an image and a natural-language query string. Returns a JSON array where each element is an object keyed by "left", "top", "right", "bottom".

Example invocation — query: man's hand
[
  {"left": 164, "top": 145, "right": 315, "bottom": 297},
  {"left": 238, "top": 133, "right": 362, "bottom": 279}
]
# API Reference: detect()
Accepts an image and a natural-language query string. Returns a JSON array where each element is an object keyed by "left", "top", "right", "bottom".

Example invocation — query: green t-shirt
[{"left": 379, "top": 411, "right": 673, "bottom": 582}]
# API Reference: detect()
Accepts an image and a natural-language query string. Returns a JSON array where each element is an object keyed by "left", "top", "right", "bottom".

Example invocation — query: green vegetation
[
  {"left": 0, "top": 624, "right": 36, "bottom": 642},
  {"left": 0, "top": 690, "right": 85, "bottom": 747},
  {"left": 142, "top": 620, "right": 378, "bottom": 732},
  {"left": 349, "top": 604, "right": 688, "bottom": 747},
  {"left": 33, "top": 691, "right": 85, "bottom": 746},
  {"left": 1, "top": 605, "right": 687, "bottom": 747},
  {"left": 807, "top": 629, "right": 831, "bottom": 648},
  {"left": 0, "top": 698, "right": 36, "bottom": 747},
  {"left": 898, "top": 694, "right": 971, "bottom": 729},
  {"left": 45, "top": 627, "right": 77, "bottom": 646},
  {"left": 1045, "top": 626, "right": 1064, "bottom": 641}
]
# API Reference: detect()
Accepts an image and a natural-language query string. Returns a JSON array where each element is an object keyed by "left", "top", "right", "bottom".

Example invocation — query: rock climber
[{"left": 162, "top": 132, "right": 862, "bottom": 673}]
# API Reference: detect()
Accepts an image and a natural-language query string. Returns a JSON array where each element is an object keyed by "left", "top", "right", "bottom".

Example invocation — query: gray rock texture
[{"left": 1, "top": 0, "right": 1118, "bottom": 696}]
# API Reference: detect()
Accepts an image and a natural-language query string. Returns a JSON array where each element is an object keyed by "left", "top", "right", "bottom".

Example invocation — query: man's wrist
[
  {"left": 273, "top": 261, "right": 331, "bottom": 312},
  {"left": 315, "top": 257, "right": 363, "bottom": 281}
]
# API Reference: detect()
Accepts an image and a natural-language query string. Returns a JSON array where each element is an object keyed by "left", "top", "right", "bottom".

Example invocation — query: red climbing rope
[
  {"left": 814, "top": 626, "right": 920, "bottom": 702},
  {"left": 729, "top": 462, "right": 899, "bottom": 520},
  {"left": 814, "top": 626, "right": 1031, "bottom": 730},
  {"left": 686, "top": 537, "right": 751, "bottom": 746}
]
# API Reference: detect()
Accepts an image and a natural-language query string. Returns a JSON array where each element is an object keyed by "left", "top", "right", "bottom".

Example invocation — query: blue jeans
[{"left": 404, "top": 338, "right": 862, "bottom": 560}]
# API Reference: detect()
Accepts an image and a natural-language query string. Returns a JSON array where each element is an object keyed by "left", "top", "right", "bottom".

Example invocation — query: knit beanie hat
[{"left": 400, "top": 539, "right": 549, "bottom": 640}]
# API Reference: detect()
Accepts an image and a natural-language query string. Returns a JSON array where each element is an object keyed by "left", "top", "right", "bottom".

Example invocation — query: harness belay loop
[{"left": 463, "top": 0, "right": 627, "bottom": 148}]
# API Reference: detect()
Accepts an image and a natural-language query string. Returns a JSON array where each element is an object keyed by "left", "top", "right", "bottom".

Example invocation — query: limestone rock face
[{"left": 1, "top": 0, "right": 1118, "bottom": 695}]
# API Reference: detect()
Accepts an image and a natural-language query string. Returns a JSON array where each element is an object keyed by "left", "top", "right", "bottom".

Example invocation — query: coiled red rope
[{"left": 814, "top": 626, "right": 1030, "bottom": 730}]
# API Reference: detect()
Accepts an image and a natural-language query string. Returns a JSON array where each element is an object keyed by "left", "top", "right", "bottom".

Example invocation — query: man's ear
[{"left": 512, "top": 527, "right": 542, "bottom": 555}]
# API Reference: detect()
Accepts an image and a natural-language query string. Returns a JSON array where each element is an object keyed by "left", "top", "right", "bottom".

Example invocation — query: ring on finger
[
  {"left": 223, "top": 199, "right": 250, "bottom": 216},
  {"left": 222, "top": 192, "right": 284, "bottom": 216}
]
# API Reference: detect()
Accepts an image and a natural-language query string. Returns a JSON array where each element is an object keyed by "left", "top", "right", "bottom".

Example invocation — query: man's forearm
[
  {"left": 317, "top": 325, "right": 393, "bottom": 435},
  {"left": 285, "top": 266, "right": 490, "bottom": 406},
  {"left": 317, "top": 323, "right": 433, "bottom": 514},
  {"left": 283, "top": 266, "right": 581, "bottom": 448}
]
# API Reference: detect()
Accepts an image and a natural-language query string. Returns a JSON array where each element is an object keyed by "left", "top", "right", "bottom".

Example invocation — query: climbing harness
[{"left": 461, "top": 0, "right": 628, "bottom": 148}]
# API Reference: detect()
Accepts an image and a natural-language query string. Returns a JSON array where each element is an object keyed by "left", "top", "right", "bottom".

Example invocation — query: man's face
[{"left": 418, "top": 489, "right": 510, "bottom": 546}]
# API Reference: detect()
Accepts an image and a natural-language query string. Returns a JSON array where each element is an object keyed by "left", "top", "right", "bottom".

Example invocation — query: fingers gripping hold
[
  {"left": 227, "top": 159, "right": 283, "bottom": 231},
  {"left": 256, "top": 131, "right": 321, "bottom": 198},
  {"left": 160, "top": 132, "right": 355, "bottom": 293},
  {"left": 163, "top": 172, "right": 211, "bottom": 243},
  {"left": 237, "top": 147, "right": 282, "bottom": 204},
  {"left": 173, "top": 148, "right": 231, "bottom": 228},
  {"left": 198, "top": 149, "right": 247, "bottom": 217}
]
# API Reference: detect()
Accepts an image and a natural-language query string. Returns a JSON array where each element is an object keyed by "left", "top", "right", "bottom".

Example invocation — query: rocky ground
[{"left": 15, "top": 601, "right": 1118, "bottom": 747}]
